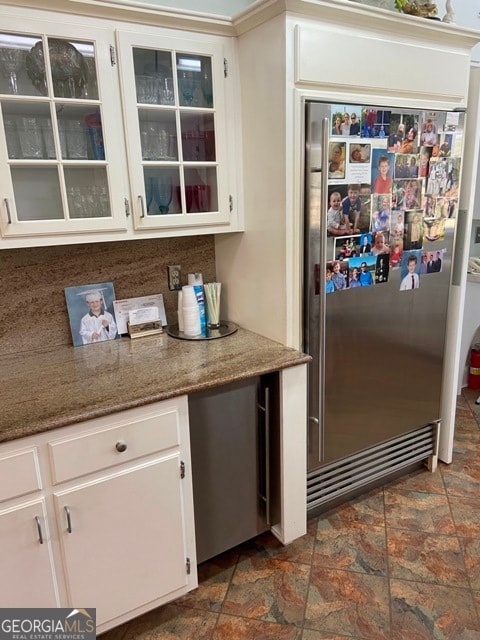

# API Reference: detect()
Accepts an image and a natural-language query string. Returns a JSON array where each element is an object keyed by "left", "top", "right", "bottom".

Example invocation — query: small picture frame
[
  {"left": 65, "top": 282, "right": 119, "bottom": 347},
  {"left": 113, "top": 294, "right": 167, "bottom": 335}
]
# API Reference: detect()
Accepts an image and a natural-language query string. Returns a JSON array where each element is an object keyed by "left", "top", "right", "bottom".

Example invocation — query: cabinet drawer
[
  {"left": 48, "top": 409, "right": 180, "bottom": 484},
  {"left": 0, "top": 448, "right": 41, "bottom": 502}
]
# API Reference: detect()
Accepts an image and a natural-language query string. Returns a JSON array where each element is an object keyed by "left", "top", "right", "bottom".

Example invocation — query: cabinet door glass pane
[
  {"left": 45, "top": 38, "right": 98, "bottom": 100},
  {"left": 12, "top": 166, "right": 63, "bottom": 220},
  {"left": 138, "top": 109, "right": 177, "bottom": 161},
  {"left": 143, "top": 167, "right": 180, "bottom": 215},
  {"left": 0, "top": 33, "right": 40, "bottom": 96},
  {"left": 184, "top": 167, "right": 217, "bottom": 213},
  {"left": 180, "top": 113, "right": 215, "bottom": 162},
  {"left": 126, "top": 40, "right": 222, "bottom": 225},
  {"left": 176, "top": 54, "right": 213, "bottom": 109},
  {"left": 64, "top": 167, "right": 111, "bottom": 218},
  {"left": 2, "top": 101, "right": 54, "bottom": 159},
  {"left": 57, "top": 105, "right": 105, "bottom": 160},
  {"left": 133, "top": 47, "right": 174, "bottom": 106}
]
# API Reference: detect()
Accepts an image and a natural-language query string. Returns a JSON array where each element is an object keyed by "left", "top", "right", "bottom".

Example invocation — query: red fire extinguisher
[{"left": 469, "top": 344, "right": 480, "bottom": 389}]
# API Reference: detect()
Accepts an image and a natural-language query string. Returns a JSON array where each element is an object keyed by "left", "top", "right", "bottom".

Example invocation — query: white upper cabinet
[
  {"left": 0, "top": 6, "right": 243, "bottom": 247},
  {"left": 116, "top": 28, "right": 236, "bottom": 232},
  {"left": 0, "top": 17, "right": 128, "bottom": 240}
]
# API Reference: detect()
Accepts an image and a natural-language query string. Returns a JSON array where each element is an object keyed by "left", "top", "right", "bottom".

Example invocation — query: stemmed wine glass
[
  {"left": 0, "top": 47, "right": 25, "bottom": 94},
  {"left": 179, "top": 71, "right": 194, "bottom": 106},
  {"left": 200, "top": 66, "right": 213, "bottom": 108},
  {"left": 153, "top": 176, "right": 173, "bottom": 214},
  {"left": 193, "top": 184, "right": 210, "bottom": 213}
]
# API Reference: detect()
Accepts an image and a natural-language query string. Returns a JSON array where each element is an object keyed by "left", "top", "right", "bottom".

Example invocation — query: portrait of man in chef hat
[{"left": 65, "top": 282, "right": 118, "bottom": 347}]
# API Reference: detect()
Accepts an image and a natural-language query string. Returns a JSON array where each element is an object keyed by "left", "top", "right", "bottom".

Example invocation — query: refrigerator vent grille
[{"left": 307, "top": 424, "right": 437, "bottom": 512}]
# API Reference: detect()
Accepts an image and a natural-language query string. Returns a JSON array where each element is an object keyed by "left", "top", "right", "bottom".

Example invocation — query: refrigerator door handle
[{"left": 317, "top": 116, "right": 329, "bottom": 461}]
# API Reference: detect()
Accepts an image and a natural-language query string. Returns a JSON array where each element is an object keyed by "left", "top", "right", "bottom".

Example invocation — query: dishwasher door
[{"left": 188, "top": 376, "right": 270, "bottom": 564}]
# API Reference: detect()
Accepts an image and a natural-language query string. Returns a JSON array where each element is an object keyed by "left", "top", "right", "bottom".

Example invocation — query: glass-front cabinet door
[
  {"left": 117, "top": 30, "right": 230, "bottom": 231},
  {"left": 0, "top": 20, "right": 127, "bottom": 240}
]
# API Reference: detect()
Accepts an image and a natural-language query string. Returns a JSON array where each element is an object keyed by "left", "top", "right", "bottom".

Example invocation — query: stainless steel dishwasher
[{"left": 188, "top": 374, "right": 279, "bottom": 564}]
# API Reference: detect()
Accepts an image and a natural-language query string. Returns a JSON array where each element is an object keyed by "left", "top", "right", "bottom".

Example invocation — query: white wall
[
  {"left": 458, "top": 279, "right": 480, "bottom": 392},
  {"left": 452, "top": 0, "right": 480, "bottom": 62},
  {"left": 456, "top": 64, "right": 480, "bottom": 396}
]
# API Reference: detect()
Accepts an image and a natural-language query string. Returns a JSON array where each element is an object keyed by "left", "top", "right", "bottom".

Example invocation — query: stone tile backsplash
[{"left": 0, "top": 236, "right": 216, "bottom": 355}]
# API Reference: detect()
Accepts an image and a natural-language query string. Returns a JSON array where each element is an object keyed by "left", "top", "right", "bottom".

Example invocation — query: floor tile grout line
[
  {"left": 216, "top": 547, "right": 241, "bottom": 620},
  {"left": 297, "top": 517, "right": 318, "bottom": 637},
  {"left": 381, "top": 484, "right": 394, "bottom": 639},
  {"left": 209, "top": 610, "right": 221, "bottom": 636}
]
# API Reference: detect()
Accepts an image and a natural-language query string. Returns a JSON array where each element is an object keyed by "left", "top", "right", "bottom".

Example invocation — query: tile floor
[{"left": 100, "top": 390, "right": 480, "bottom": 639}]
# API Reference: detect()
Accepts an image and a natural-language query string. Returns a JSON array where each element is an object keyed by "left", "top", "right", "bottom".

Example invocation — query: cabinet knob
[{"left": 115, "top": 441, "right": 127, "bottom": 453}]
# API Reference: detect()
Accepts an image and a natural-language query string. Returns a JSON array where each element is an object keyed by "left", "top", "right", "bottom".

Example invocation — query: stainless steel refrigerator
[{"left": 304, "top": 101, "right": 464, "bottom": 512}]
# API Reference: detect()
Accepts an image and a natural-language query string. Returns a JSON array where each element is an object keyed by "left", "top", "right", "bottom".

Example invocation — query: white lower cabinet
[
  {"left": 54, "top": 456, "right": 190, "bottom": 627},
  {"left": 0, "top": 445, "right": 58, "bottom": 607},
  {"left": 0, "top": 498, "right": 59, "bottom": 607},
  {"left": 0, "top": 396, "right": 197, "bottom": 634}
]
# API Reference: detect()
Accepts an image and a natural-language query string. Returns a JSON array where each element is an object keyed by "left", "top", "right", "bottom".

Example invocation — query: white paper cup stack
[
  {"left": 177, "top": 290, "right": 184, "bottom": 332},
  {"left": 182, "top": 285, "right": 201, "bottom": 336}
]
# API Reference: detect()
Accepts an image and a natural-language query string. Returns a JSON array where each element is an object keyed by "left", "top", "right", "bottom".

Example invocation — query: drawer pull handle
[
  {"left": 35, "top": 516, "right": 44, "bottom": 544},
  {"left": 116, "top": 441, "right": 127, "bottom": 453},
  {"left": 64, "top": 506, "right": 72, "bottom": 533}
]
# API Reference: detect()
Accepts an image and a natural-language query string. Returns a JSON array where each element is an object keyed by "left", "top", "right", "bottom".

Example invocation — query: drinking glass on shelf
[
  {"left": 175, "top": 186, "right": 192, "bottom": 213},
  {"left": 67, "top": 185, "right": 103, "bottom": 218},
  {"left": 136, "top": 75, "right": 156, "bottom": 104},
  {"left": 179, "top": 71, "right": 194, "bottom": 106},
  {"left": 18, "top": 116, "right": 43, "bottom": 159},
  {"left": 141, "top": 122, "right": 164, "bottom": 160},
  {"left": 200, "top": 68, "right": 213, "bottom": 108},
  {"left": 0, "top": 47, "right": 25, "bottom": 95},
  {"left": 158, "top": 129, "right": 171, "bottom": 159},
  {"left": 161, "top": 78, "right": 174, "bottom": 105},
  {"left": 92, "top": 185, "right": 110, "bottom": 217},
  {"left": 66, "top": 120, "right": 88, "bottom": 159},
  {"left": 39, "top": 117, "right": 56, "bottom": 159},
  {"left": 184, "top": 185, "right": 194, "bottom": 213},
  {"left": 67, "top": 186, "right": 84, "bottom": 218},
  {"left": 57, "top": 119, "right": 68, "bottom": 158},
  {"left": 83, "top": 187, "right": 96, "bottom": 217},
  {"left": 193, "top": 184, "right": 211, "bottom": 212},
  {"left": 3, "top": 116, "right": 21, "bottom": 159},
  {"left": 153, "top": 176, "right": 173, "bottom": 214},
  {"left": 140, "top": 123, "right": 171, "bottom": 160}
]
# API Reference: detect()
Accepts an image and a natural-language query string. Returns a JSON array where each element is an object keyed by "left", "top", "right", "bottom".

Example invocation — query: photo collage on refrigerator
[{"left": 325, "top": 105, "right": 462, "bottom": 293}]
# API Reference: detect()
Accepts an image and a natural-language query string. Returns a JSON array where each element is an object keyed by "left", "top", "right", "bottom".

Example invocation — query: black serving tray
[{"left": 167, "top": 321, "right": 238, "bottom": 341}]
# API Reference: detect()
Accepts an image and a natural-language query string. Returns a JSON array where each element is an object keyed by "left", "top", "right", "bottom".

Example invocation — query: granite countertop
[{"left": 1, "top": 328, "right": 311, "bottom": 443}]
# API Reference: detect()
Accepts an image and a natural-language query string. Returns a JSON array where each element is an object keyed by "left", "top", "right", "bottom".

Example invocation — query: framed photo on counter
[{"left": 65, "top": 282, "right": 118, "bottom": 347}]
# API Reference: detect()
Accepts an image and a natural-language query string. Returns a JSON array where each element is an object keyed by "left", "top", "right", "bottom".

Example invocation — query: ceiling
[{"left": 127, "top": 0, "right": 257, "bottom": 17}]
